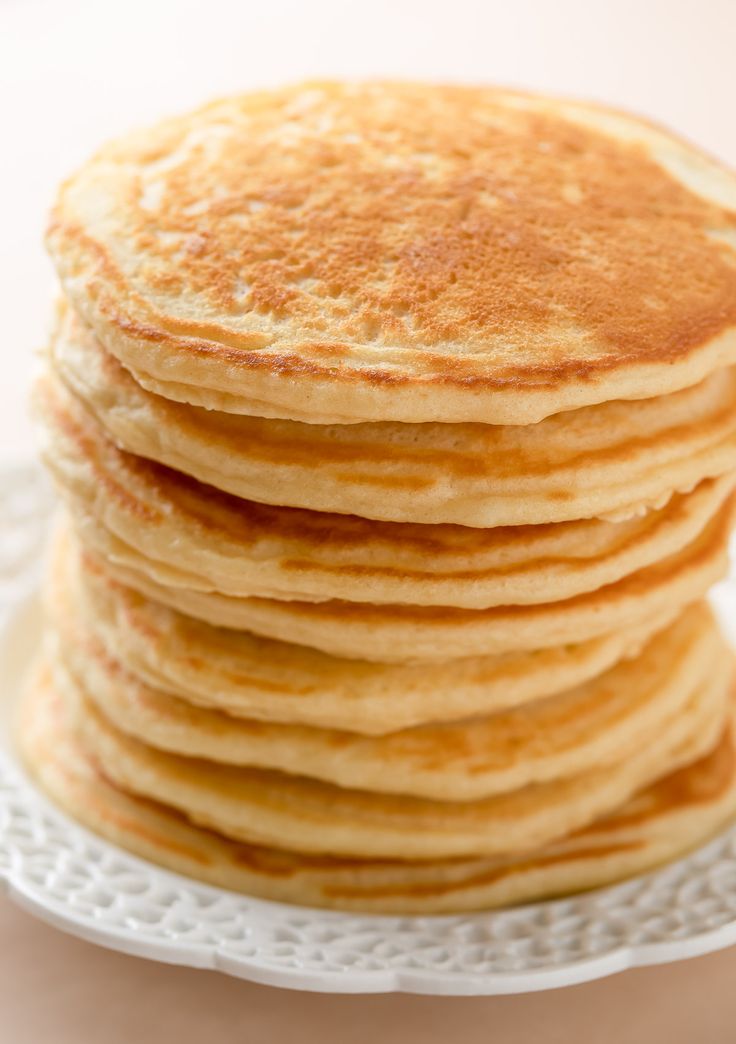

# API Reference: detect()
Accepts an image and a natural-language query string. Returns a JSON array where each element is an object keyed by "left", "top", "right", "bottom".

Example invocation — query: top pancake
[{"left": 47, "top": 81, "right": 736, "bottom": 425}]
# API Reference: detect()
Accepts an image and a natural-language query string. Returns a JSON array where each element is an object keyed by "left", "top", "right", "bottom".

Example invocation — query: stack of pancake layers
[{"left": 22, "top": 82, "right": 736, "bottom": 914}]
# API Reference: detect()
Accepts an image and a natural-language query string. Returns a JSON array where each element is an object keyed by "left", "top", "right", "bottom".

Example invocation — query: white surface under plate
[{"left": 1, "top": 463, "right": 736, "bottom": 995}]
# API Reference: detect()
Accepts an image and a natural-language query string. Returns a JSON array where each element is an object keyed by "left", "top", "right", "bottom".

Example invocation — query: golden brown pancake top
[{"left": 49, "top": 82, "right": 736, "bottom": 423}]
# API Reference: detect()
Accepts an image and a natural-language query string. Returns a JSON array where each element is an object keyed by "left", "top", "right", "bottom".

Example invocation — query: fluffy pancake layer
[
  {"left": 29, "top": 645, "right": 732, "bottom": 860},
  {"left": 20, "top": 667, "right": 736, "bottom": 913},
  {"left": 47, "top": 82, "right": 736, "bottom": 426},
  {"left": 76, "top": 496, "right": 734, "bottom": 661},
  {"left": 47, "top": 304, "right": 736, "bottom": 527},
  {"left": 51, "top": 585, "right": 729, "bottom": 801},
  {"left": 37, "top": 371, "right": 736, "bottom": 609},
  {"left": 52, "top": 528, "right": 673, "bottom": 733}
]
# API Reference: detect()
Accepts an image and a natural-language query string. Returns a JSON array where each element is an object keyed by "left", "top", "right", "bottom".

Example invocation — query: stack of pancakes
[{"left": 21, "top": 82, "right": 736, "bottom": 913}]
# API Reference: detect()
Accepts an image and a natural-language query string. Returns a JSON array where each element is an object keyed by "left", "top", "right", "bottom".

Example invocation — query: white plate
[{"left": 2, "top": 464, "right": 736, "bottom": 995}]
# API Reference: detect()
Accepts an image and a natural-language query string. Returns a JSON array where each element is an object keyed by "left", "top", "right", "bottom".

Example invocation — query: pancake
[
  {"left": 47, "top": 306, "right": 736, "bottom": 528},
  {"left": 52, "top": 527, "right": 674, "bottom": 733},
  {"left": 37, "top": 371, "right": 736, "bottom": 610},
  {"left": 62, "top": 646, "right": 729, "bottom": 860},
  {"left": 46, "top": 82, "right": 736, "bottom": 427},
  {"left": 19, "top": 668, "right": 736, "bottom": 913},
  {"left": 79, "top": 497, "right": 734, "bottom": 662},
  {"left": 51, "top": 594, "right": 729, "bottom": 801}
]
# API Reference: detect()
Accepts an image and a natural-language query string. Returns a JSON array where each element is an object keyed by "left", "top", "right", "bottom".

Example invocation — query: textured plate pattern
[{"left": 2, "top": 462, "right": 736, "bottom": 994}]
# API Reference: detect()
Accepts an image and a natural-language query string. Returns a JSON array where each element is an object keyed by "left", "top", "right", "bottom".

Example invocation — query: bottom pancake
[{"left": 18, "top": 664, "right": 736, "bottom": 914}]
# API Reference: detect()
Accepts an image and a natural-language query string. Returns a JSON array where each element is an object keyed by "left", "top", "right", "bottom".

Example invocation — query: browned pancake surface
[{"left": 48, "top": 82, "right": 736, "bottom": 423}]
